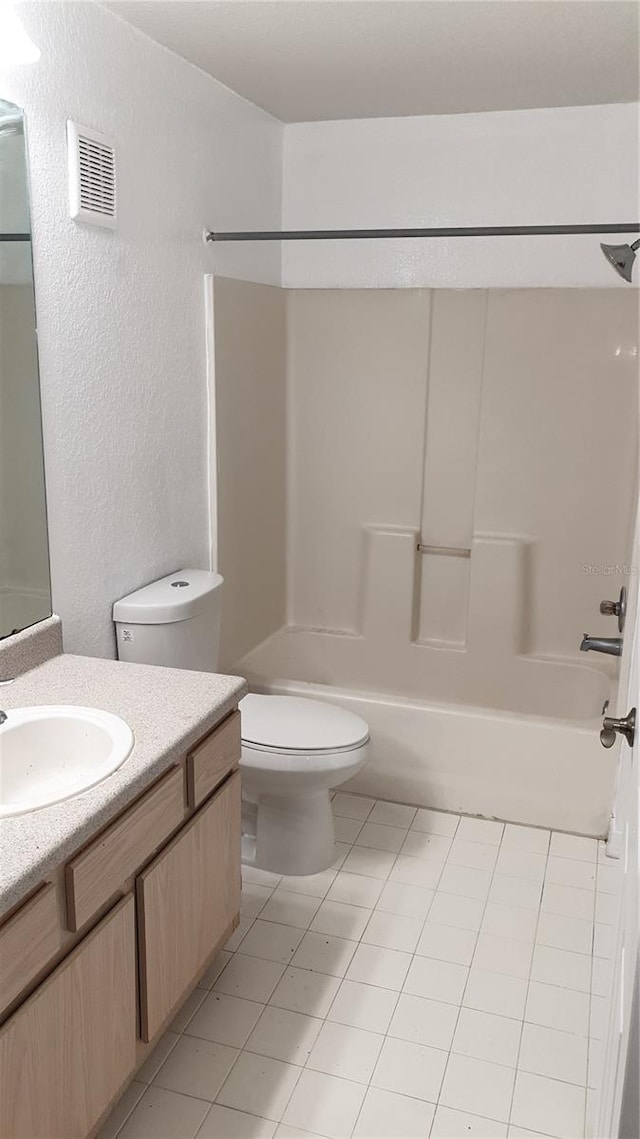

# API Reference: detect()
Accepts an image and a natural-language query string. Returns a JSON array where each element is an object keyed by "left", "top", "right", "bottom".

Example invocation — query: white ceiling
[{"left": 107, "top": 0, "right": 640, "bottom": 123}]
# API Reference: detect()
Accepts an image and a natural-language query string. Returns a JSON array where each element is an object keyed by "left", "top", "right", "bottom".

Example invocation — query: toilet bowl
[
  {"left": 240, "top": 693, "right": 369, "bottom": 876},
  {"left": 113, "top": 571, "right": 370, "bottom": 877}
]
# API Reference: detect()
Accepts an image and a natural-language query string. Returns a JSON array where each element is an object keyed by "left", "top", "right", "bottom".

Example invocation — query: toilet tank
[{"left": 113, "top": 569, "right": 223, "bottom": 672}]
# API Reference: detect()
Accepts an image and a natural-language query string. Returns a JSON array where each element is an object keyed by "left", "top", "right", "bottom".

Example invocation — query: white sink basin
[{"left": 0, "top": 706, "right": 134, "bottom": 817}]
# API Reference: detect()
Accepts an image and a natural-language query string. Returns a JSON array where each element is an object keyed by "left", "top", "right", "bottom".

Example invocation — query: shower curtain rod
[{"left": 205, "top": 222, "right": 640, "bottom": 242}]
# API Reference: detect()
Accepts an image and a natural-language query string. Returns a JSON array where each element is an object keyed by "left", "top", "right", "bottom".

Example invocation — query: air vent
[{"left": 67, "top": 120, "right": 116, "bottom": 229}]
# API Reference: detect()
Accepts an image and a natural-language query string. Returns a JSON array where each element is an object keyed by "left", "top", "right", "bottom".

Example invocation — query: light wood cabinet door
[
  {"left": 137, "top": 771, "right": 241, "bottom": 1041},
  {"left": 0, "top": 896, "right": 136, "bottom": 1139}
]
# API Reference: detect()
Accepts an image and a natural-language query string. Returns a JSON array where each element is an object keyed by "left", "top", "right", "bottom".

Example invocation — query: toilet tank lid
[
  {"left": 112, "top": 569, "right": 224, "bottom": 625},
  {"left": 240, "top": 693, "right": 369, "bottom": 752}
]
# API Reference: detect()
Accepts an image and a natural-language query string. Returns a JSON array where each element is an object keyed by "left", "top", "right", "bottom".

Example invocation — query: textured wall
[
  {"left": 282, "top": 103, "right": 640, "bottom": 288},
  {"left": 2, "top": 1, "right": 282, "bottom": 656}
]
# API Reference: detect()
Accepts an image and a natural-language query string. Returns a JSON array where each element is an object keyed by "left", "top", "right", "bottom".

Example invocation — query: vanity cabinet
[
  {"left": 0, "top": 708, "right": 241, "bottom": 1139},
  {"left": 0, "top": 896, "right": 137, "bottom": 1139}
]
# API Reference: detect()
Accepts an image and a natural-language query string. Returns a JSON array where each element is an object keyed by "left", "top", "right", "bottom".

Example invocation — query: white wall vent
[{"left": 67, "top": 120, "right": 116, "bottom": 229}]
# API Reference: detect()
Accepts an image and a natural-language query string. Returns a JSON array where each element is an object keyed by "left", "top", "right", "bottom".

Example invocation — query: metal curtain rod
[{"left": 205, "top": 223, "right": 640, "bottom": 243}]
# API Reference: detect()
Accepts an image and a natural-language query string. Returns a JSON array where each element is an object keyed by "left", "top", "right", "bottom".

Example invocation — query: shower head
[{"left": 600, "top": 239, "right": 640, "bottom": 283}]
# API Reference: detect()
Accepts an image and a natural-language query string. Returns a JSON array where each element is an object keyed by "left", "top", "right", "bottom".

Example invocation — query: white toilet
[{"left": 113, "top": 570, "right": 369, "bottom": 875}]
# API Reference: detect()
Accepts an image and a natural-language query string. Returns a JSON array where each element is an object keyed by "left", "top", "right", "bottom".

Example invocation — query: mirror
[{"left": 0, "top": 98, "right": 51, "bottom": 638}]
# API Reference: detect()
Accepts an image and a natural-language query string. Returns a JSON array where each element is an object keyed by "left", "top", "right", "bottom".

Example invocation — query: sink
[{"left": 0, "top": 706, "right": 134, "bottom": 817}]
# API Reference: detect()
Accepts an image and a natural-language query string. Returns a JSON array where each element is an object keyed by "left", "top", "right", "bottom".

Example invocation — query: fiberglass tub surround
[{"left": 216, "top": 283, "right": 638, "bottom": 836}]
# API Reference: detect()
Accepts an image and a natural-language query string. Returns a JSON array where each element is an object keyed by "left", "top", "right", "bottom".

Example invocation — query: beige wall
[{"left": 214, "top": 278, "right": 287, "bottom": 668}]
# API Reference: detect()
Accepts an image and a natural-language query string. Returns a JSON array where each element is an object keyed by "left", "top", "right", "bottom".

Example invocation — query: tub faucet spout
[{"left": 580, "top": 634, "right": 623, "bottom": 657}]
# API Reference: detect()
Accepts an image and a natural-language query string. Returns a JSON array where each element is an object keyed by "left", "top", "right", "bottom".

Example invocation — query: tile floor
[{"left": 100, "top": 795, "right": 621, "bottom": 1139}]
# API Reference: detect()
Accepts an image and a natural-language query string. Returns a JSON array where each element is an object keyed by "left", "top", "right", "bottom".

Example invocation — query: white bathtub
[{"left": 245, "top": 676, "right": 616, "bottom": 837}]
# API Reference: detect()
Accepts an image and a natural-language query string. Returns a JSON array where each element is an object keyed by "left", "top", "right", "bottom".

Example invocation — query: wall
[
  {"left": 214, "top": 278, "right": 287, "bottom": 668},
  {"left": 1, "top": 1, "right": 282, "bottom": 656},
  {"left": 282, "top": 103, "right": 640, "bottom": 289}
]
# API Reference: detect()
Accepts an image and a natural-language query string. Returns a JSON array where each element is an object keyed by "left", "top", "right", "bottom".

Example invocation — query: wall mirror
[{"left": 0, "top": 98, "right": 51, "bottom": 638}]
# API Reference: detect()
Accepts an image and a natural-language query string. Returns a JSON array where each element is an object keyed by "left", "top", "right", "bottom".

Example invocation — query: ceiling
[{"left": 107, "top": 0, "right": 640, "bottom": 123}]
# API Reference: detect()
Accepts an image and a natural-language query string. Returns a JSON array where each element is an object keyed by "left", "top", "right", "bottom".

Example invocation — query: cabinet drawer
[
  {"left": 187, "top": 710, "right": 241, "bottom": 808},
  {"left": 66, "top": 766, "right": 185, "bottom": 931},
  {"left": 0, "top": 895, "right": 137, "bottom": 1139},
  {"left": 0, "top": 884, "right": 62, "bottom": 1015},
  {"left": 138, "top": 769, "right": 241, "bottom": 1041}
]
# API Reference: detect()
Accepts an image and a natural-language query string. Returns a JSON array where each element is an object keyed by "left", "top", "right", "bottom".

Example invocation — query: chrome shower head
[{"left": 600, "top": 239, "right": 640, "bottom": 283}]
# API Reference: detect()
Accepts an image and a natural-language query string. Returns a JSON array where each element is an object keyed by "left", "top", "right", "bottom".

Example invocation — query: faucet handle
[{"left": 599, "top": 587, "right": 627, "bottom": 632}]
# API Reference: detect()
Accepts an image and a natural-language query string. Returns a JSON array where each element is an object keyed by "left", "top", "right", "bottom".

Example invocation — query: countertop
[{"left": 0, "top": 654, "right": 247, "bottom": 916}]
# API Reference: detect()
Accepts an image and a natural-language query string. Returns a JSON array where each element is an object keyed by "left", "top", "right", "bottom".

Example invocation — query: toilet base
[{"left": 242, "top": 789, "right": 336, "bottom": 876}]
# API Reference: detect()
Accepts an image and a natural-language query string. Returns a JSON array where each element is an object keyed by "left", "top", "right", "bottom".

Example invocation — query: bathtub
[{"left": 235, "top": 628, "right": 617, "bottom": 837}]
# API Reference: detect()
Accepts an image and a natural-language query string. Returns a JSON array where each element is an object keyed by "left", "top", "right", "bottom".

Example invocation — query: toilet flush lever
[{"left": 600, "top": 707, "right": 636, "bottom": 749}]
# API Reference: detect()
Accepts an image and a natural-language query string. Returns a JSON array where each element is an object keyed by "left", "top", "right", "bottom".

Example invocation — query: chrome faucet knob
[
  {"left": 599, "top": 587, "right": 627, "bottom": 632},
  {"left": 600, "top": 707, "right": 636, "bottom": 750}
]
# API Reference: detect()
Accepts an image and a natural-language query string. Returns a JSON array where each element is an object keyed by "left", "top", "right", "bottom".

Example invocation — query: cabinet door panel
[
  {"left": 137, "top": 771, "right": 241, "bottom": 1041},
  {"left": 0, "top": 896, "right": 136, "bottom": 1139}
]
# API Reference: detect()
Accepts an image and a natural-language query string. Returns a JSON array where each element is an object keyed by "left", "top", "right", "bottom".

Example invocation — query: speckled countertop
[{"left": 0, "top": 654, "right": 247, "bottom": 916}]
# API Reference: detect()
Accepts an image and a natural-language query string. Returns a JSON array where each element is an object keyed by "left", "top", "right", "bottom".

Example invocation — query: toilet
[{"left": 113, "top": 569, "right": 369, "bottom": 875}]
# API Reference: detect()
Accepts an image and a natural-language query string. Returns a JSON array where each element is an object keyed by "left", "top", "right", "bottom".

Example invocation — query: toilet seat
[{"left": 239, "top": 693, "right": 369, "bottom": 756}]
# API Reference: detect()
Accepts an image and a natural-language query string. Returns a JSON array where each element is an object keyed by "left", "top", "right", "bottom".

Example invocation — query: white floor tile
[
  {"left": 440, "top": 1053, "right": 515, "bottom": 1122},
  {"left": 356, "top": 822, "right": 407, "bottom": 852},
  {"left": 308, "top": 1020, "right": 384, "bottom": 1083},
  {"left": 593, "top": 922, "right": 615, "bottom": 960},
  {"left": 311, "top": 899, "right": 372, "bottom": 941},
  {"left": 245, "top": 1006, "right": 323, "bottom": 1065},
  {"left": 241, "top": 884, "right": 274, "bottom": 920},
  {"left": 501, "top": 825, "right": 550, "bottom": 855},
  {"left": 481, "top": 903, "right": 538, "bottom": 943},
  {"left": 98, "top": 1082, "right": 146, "bottom": 1139},
  {"left": 508, "top": 1129, "right": 556, "bottom": 1139},
  {"left": 456, "top": 817, "right": 504, "bottom": 846},
  {"left": 473, "top": 933, "right": 534, "bottom": 980},
  {"left": 549, "top": 833, "right": 598, "bottom": 863},
  {"left": 510, "top": 1071, "right": 586, "bottom": 1139},
  {"left": 199, "top": 952, "right": 234, "bottom": 990},
  {"left": 415, "top": 921, "right": 477, "bottom": 966},
  {"left": 375, "top": 880, "right": 434, "bottom": 920},
  {"left": 536, "top": 912, "right": 593, "bottom": 956},
  {"left": 525, "top": 982, "right": 590, "bottom": 1037},
  {"left": 226, "top": 916, "right": 256, "bottom": 952},
  {"left": 369, "top": 801, "right": 418, "bottom": 828},
  {"left": 389, "top": 855, "right": 444, "bottom": 889},
  {"left": 290, "top": 931, "right": 357, "bottom": 977},
  {"left": 591, "top": 956, "right": 612, "bottom": 998},
  {"left": 400, "top": 832, "right": 453, "bottom": 862},
  {"left": 341, "top": 847, "right": 396, "bottom": 880},
  {"left": 136, "top": 1031, "right": 180, "bottom": 1083},
  {"left": 186, "top": 993, "right": 264, "bottom": 1048},
  {"left": 346, "top": 943, "right": 412, "bottom": 991},
  {"left": 495, "top": 849, "right": 547, "bottom": 883},
  {"left": 431, "top": 1105, "right": 509, "bottom": 1138},
  {"left": 170, "top": 987, "right": 208, "bottom": 1032},
  {"left": 595, "top": 863, "right": 622, "bottom": 895},
  {"left": 463, "top": 969, "right": 528, "bottom": 1019},
  {"left": 353, "top": 1086, "right": 435, "bottom": 1138},
  {"left": 588, "top": 1038, "right": 603, "bottom": 1091},
  {"left": 238, "top": 921, "right": 304, "bottom": 965},
  {"left": 541, "top": 883, "right": 595, "bottom": 922},
  {"left": 452, "top": 1007, "right": 522, "bottom": 1067},
  {"left": 530, "top": 945, "right": 591, "bottom": 993},
  {"left": 333, "top": 816, "right": 364, "bottom": 844},
  {"left": 371, "top": 1036, "right": 448, "bottom": 1102},
  {"left": 427, "top": 892, "right": 485, "bottom": 931},
  {"left": 594, "top": 892, "right": 620, "bottom": 926},
  {"left": 448, "top": 838, "right": 499, "bottom": 872},
  {"left": 260, "top": 890, "right": 322, "bottom": 930},
  {"left": 243, "top": 867, "right": 283, "bottom": 889},
  {"left": 274, "top": 1125, "right": 326, "bottom": 1139},
  {"left": 327, "top": 871, "right": 385, "bottom": 908},
  {"left": 118, "top": 1086, "right": 210, "bottom": 1139},
  {"left": 154, "top": 1036, "right": 238, "bottom": 1101},
  {"left": 412, "top": 808, "right": 460, "bottom": 837},
  {"left": 438, "top": 864, "right": 492, "bottom": 901},
  {"left": 361, "top": 909, "right": 423, "bottom": 952},
  {"left": 216, "top": 1053, "right": 302, "bottom": 1122},
  {"left": 333, "top": 842, "right": 351, "bottom": 870},
  {"left": 519, "top": 1023, "right": 588, "bottom": 1086},
  {"left": 332, "top": 793, "right": 375, "bottom": 820},
  {"left": 279, "top": 869, "right": 338, "bottom": 898},
  {"left": 489, "top": 875, "right": 543, "bottom": 912},
  {"left": 214, "top": 955, "right": 286, "bottom": 1003},
  {"left": 197, "top": 1105, "right": 277, "bottom": 1139},
  {"left": 327, "top": 979, "right": 398, "bottom": 1033},
  {"left": 403, "top": 955, "right": 468, "bottom": 1005},
  {"left": 589, "top": 995, "right": 608, "bottom": 1040},
  {"left": 545, "top": 856, "right": 596, "bottom": 892},
  {"left": 387, "top": 992, "right": 458, "bottom": 1050},
  {"left": 282, "top": 1069, "right": 366, "bottom": 1139},
  {"left": 269, "top": 966, "right": 341, "bottom": 1017}
]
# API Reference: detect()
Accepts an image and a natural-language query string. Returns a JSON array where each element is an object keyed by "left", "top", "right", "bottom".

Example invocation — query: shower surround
[{"left": 215, "top": 281, "right": 638, "bottom": 835}]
